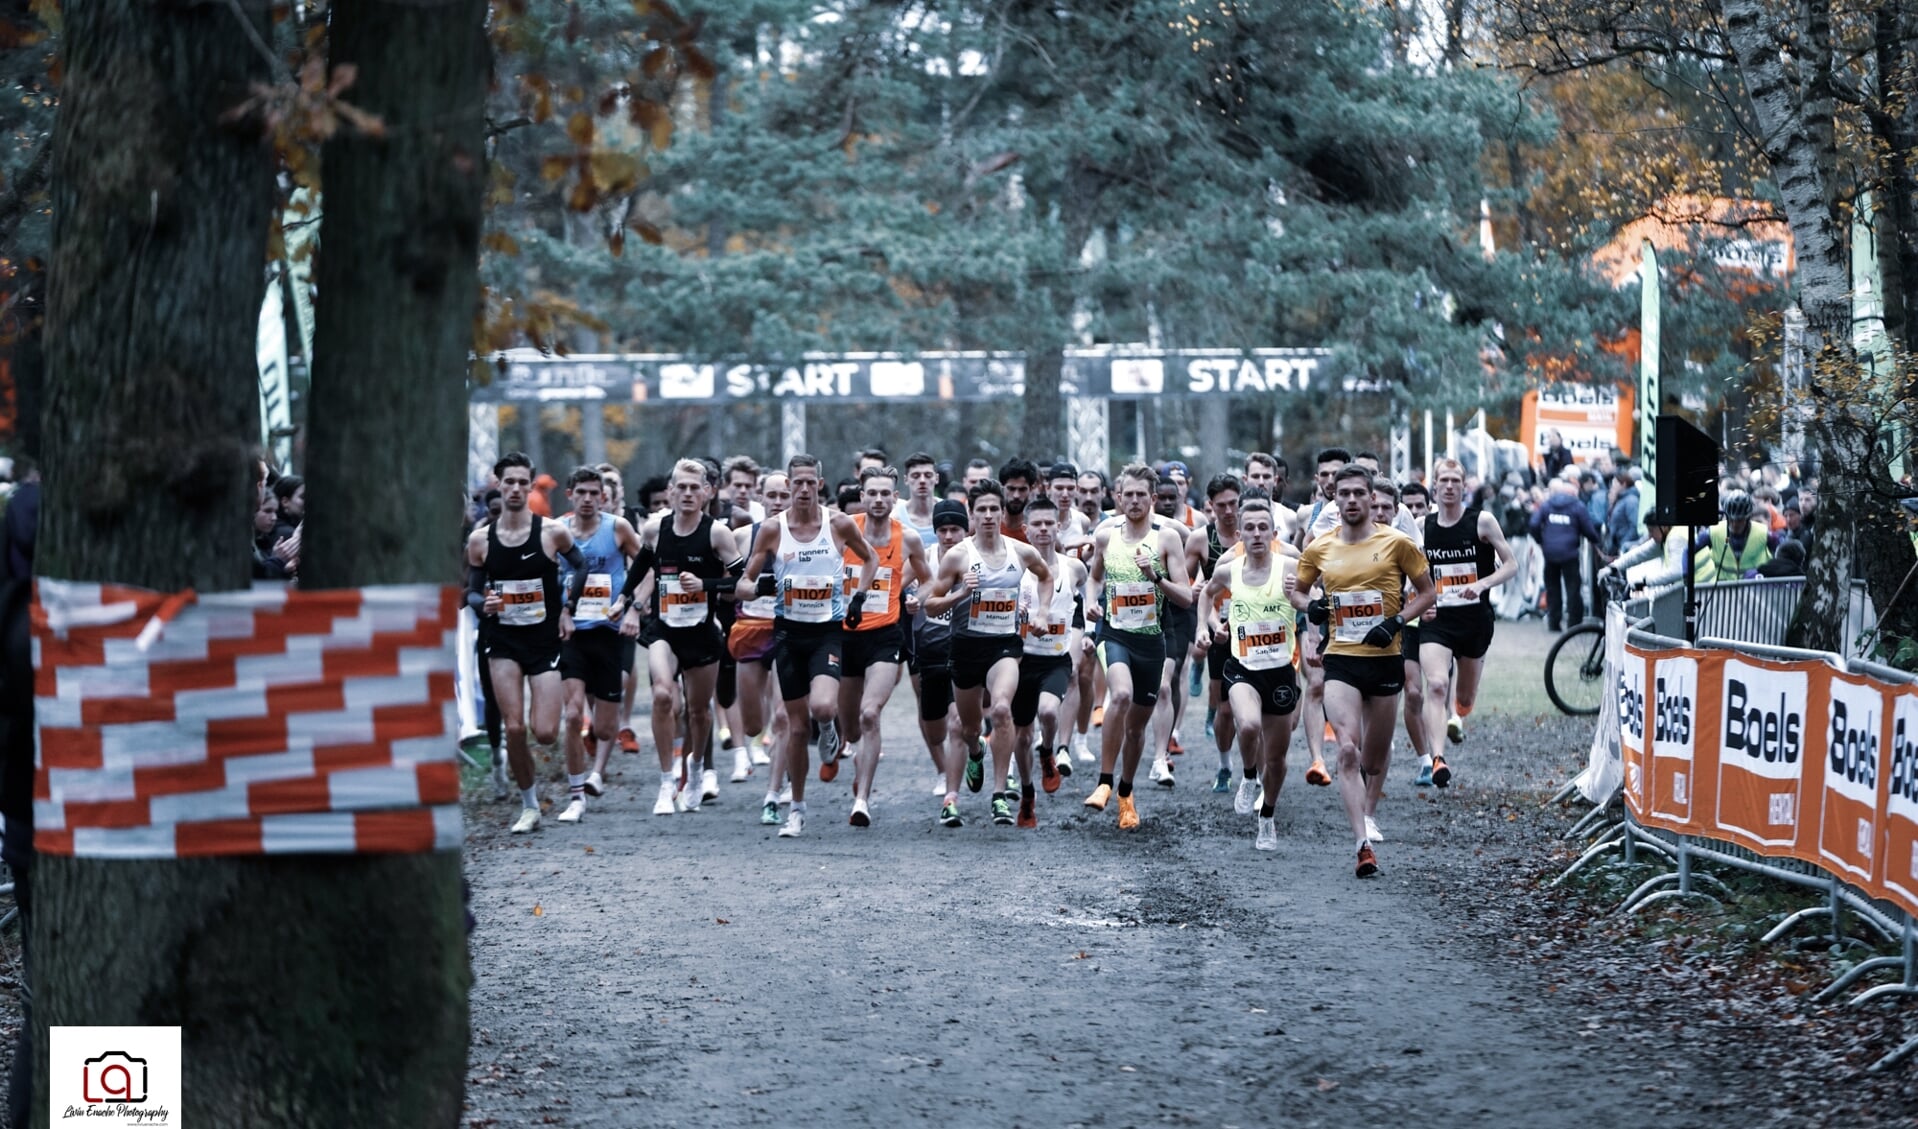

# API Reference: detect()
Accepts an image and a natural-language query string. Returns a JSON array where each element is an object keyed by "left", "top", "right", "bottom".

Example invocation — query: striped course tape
[{"left": 32, "top": 579, "right": 463, "bottom": 858}]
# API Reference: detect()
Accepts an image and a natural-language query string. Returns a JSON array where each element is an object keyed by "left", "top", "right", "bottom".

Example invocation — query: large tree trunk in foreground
[
  {"left": 296, "top": 0, "right": 491, "bottom": 1121},
  {"left": 36, "top": 4, "right": 479, "bottom": 1125}
]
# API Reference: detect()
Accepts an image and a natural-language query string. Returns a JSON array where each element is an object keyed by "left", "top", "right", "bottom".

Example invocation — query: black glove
[
  {"left": 1362, "top": 614, "right": 1404, "bottom": 649},
  {"left": 756, "top": 572, "right": 777, "bottom": 598},
  {"left": 1306, "top": 596, "right": 1331, "bottom": 626},
  {"left": 844, "top": 591, "right": 867, "bottom": 630}
]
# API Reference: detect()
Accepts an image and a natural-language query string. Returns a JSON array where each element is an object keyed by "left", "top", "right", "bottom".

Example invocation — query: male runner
[
  {"left": 1418, "top": 458, "right": 1517, "bottom": 786},
  {"left": 465, "top": 452, "right": 588, "bottom": 834},
  {"left": 1243, "top": 453, "right": 1297, "bottom": 540},
  {"left": 555, "top": 467, "right": 644, "bottom": 822},
  {"left": 1075, "top": 470, "right": 1108, "bottom": 528},
  {"left": 1293, "top": 446, "right": 1351, "bottom": 788},
  {"left": 1188, "top": 473, "right": 1244, "bottom": 794},
  {"left": 734, "top": 454, "right": 878, "bottom": 838},
  {"left": 1292, "top": 465, "right": 1436, "bottom": 877},
  {"left": 1369, "top": 480, "right": 1429, "bottom": 799},
  {"left": 735, "top": 473, "right": 794, "bottom": 822},
  {"left": 1011, "top": 496, "right": 1086, "bottom": 824},
  {"left": 915, "top": 501, "right": 972, "bottom": 822},
  {"left": 835, "top": 465, "right": 934, "bottom": 826},
  {"left": 922, "top": 479, "right": 1052, "bottom": 827},
  {"left": 962, "top": 458, "right": 993, "bottom": 492},
  {"left": 617, "top": 459, "right": 742, "bottom": 815},
  {"left": 997, "top": 457, "right": 1038, "bottom": 542},
  {"left": 1147, "top": 476, "right": 1203, "bottom": 786},
  {"left": 1196, "top": 496, "right": 1299, "bottom": 851},
  {"left": 1083, "top": 463, "right": 1194, "bottom": 830}
]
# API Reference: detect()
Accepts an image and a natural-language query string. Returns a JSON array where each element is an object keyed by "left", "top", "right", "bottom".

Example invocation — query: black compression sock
[
  {"left": 1260, "top": 802, "right": 1275, "bottom": 818},
  {"left": 1098, "top": 772, "right": 1114, "bottom": 789},
  {"left": 1117, "top": 778, "right": 1134, "bottom": 798}
]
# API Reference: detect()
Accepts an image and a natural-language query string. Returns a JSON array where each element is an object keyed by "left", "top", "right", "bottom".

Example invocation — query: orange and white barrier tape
[
  {"left": 32, "top": 579, "right": 463, "bottom": 858},
  {"left": 1618, "top": 637, "right": 1918, "bottom": 920}
]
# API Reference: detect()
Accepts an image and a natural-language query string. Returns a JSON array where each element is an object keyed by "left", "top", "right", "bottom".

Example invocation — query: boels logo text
[
  {"left": 1827, "top": 687, "right": 1879, "bottom": 798},
  {"left": 1891, "top": 711, "right": 1918, "bottom": 811},
  {"left": 1721, "top": 661, "right": 1807, "bottom": 779},
  {"left": 1654, "top": 674, "right": 1693, "bottom": 745}
]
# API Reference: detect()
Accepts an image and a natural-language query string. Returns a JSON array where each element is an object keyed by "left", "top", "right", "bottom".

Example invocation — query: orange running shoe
[
  {"left": 819, "top": 758, "right": 839, "bottom": 783},
  {"left": 1017, "top": 790, "right": 1038, "bottom": 829},
  {"left": 1356, "top": 844, "right": 1379, "bottom": 878},
  {"left": 1305, "top": 760, "right": 1332, "bottom": 787},
  {"left": 1117, "top": 794, "right": 1140, "bottom": 830},
  {"left": 617, "top": 727, "right": 639, "bottom": 754},
  {"left": 1167, "top": 733, "right": 1185, "bottom": 756},
  {"left": 1084, "top": 782, "right": 1113, "bottom": 810},
  {"left": 1092, "top": 704, "right": 1106, "bottom": 728},
  {"left": 1040, "top": 752, "right": 1061, "bottom": 794}
]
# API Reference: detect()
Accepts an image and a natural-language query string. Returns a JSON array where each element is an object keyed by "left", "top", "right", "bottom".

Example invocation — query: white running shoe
[
  {"left": 731, "top": 748, "right": 752, "bottom": 783},
  {"left": 778, "top": 809, "right": 805, "bottom": 838},
  {"left": 490, "top": 757, "right": 510, "bottom": 802},
  {"left": 750, "top": 739, "right": 771, "bottom": 766},
  {"left": 1234, "top": 777, "right": 1260, "bottom": 816},
  {"left": 583, "top": 771, "right": 605, "bottom": 798},
  {"left": 557, "top": 798, "right": 585, "bottom": 823},
  {"left": 1149, "top": 757, "right": 1175, "bottom": 787},
  {"left": 932, "top": 775, "right": 947, "bottom": 796},
  {"left": 818, "top": 719, "right": 843, "bottom": 764},
  {"left": 1255, "top": 816, "right": 1278, "bottom": 851},
  {"left": 510, "top": 807, "right": 540, "bottom": 834},
  {"left": 1365, "top": 815, "right": 1384, "bottom": 843},
  {"left": 676, "top": 784, "right": 701, "bottom": 813},
  {"left": 1073, "top": 737, "right": 1095, "bottom": 765},
  {"left": 701, "top": 767, "right": 720, "bottom": 801},
  {"left": 777, "top": 785, "right": 793, "bottom": 804},
  {"left": 850, "top": 797, "right": 872, "bottom": 827},
  {"left": 653, "top": 781, "right": 676, "bottom": 816}
]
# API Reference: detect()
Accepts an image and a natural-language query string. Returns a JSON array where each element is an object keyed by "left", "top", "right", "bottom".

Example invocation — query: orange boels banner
[
  {"left": 1882, "top": 689, "right": 1918, "bottom": 917},
  {"left": 32, "top": 579, "right": 463, "bottom": 859},
  {"left": 1520, "top": 383, "right": 1636, "bottom": 466},
  {"left": 1818, "top": 673, "right": 1884, "bottom": 886},
  {"left": 1714, "top": 655, "right": 1816, "bottom": 855},
  {"left": 1617, "top": 642, "right": 1648, "bottom": 817},
  {"left": 1649, "top": 650, "right": 1713, "bottom": 835}
]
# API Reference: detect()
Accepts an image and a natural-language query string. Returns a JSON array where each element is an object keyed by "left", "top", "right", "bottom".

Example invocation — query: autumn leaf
[
  {"left": 566, "top": 110, "right": 595, "bottom": 147},
  {"left": 539, "top": 155, "right": 574, "bottom": 183},
  {"left": 715, "top": 917, "right": 729, "bottom": 924},
  {"left": 484, "top": 231, "right": 520, "bottom": 256},
  {"left": 626, "top": 217, "right": 663, "bottom": 245},
  {"left": 531, "top": 903, "right": 544, "bottom": 917},
  {"left": 589, "top": 150, "right": 645, "bottom": 194}
]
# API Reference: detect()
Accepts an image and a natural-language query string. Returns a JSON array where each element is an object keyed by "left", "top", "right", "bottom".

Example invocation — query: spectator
[
  {"left": 527, "top": 471, "right": 558, "bottom": 517},
  {"left": 1605, "top": 468, "right": 1642, "bottom": 556},
  {"left": 1756, "top": 539, "right": 1807, "bottom": 578},
  {"left": 271, "top": 473, "right": 304, "bottom": 544},
  {"left": 1, "top": 459, "right": 37, "bottom": 585},
  {"left": 252, "top": 487, "right": 296, "bottom": 580},
  {"left": 1530, "top": 471, "right": 1603, "bottom": 630},
  {"left": 1541, "top": 429, "right": 1574, "bottom": 480},
  {"left": 1752, "top": 485, "right": 1787, "bottom": 533},
  {"left": 1601, "top": 522, "right": 1685, "bottom": 590},
  {"left": 1691, "top": 490, "right": 1778, "bottom": 582},
  {"left": 1579, "top": 469, "right": 1608, "bottom": 535},
  {"left": 1782, "top": 498, "right": 1808, "bottom": 548}
]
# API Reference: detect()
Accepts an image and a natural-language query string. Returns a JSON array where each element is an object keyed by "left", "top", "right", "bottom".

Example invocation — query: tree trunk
[
  {"left": 1724, "top": 0, "right": 1859, "bottom": 655},
  {"left": 32, "top": 6, "right": 447, "bottom": 1126},
  {"left": 298, "top": 0, "right": 489, "bottom": 1119}
]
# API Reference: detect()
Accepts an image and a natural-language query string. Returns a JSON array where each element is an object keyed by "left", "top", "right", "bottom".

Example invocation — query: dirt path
[{"left": 462, "top": 630, "right": 1740, "bottom": 1127}]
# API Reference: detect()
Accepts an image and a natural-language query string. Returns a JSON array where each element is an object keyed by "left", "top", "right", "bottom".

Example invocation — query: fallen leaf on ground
[{"left": 531, "top": 903, "right": 543, "bottom": 917}]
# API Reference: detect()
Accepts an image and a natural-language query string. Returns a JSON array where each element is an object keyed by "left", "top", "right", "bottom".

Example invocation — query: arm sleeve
[
  {"left": 618, "top": 544, "right": 657, "bottom": 602},
  {"left": 466, "top": 563, "right": 489, "bottom": 612},
  {"left": 560, "top": 544, "right": 588, "bottom": 612}
]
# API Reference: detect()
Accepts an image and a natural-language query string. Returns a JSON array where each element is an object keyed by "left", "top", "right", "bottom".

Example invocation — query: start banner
[{"left": 1621, "top": 637, "right": 1918, "bottom": 920}]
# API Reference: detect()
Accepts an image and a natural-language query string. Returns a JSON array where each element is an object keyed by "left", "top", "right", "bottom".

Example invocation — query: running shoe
[
  {"left": 1006, "top": 769, "right": 1018, "bottom": 794},
  {"left": 1203, "top": 710, "right": 1215, "bottom": 739},
  {"left": 760, "top": 800, "right": 782, "bottom": 825},
  {"left": 1430, "top": 753, "right": 1452, "bottom": 789},
  {"left": 750, "top": 737, "right": 772, "bottom": 766},
  {"left": 1167, "top": 733, "right": 1185, "bottom": 756},
  {"left": 1117, "top": 794, "right": 1140, "bottom": 830},
  {"left": 778, "top": 809, "right": 805, "bottom": 838},
  {"left": 653, "top": 781, "right": 676, "bottom": 816},
  {"left": 1083, "top": 782, "right": 1113, "bottom": 811},
  {"left": 964, "top": 752, "right": 984, "bottom": 793},
  {"left": 819, "top": 719, "right": 843, "bottom": 765},
  {"left": 1073, "top": 736, "right": 1095, "bottom": 764},
  {"left": 931, "top": 775, "right": 947, "bottom": 795},
  {"left": 1255, "top": 817, "right": 1278, "bottom": 851},
  {"left": 1041, "top": 752, "right": 1062, "bottom": 794},
  {"left": 1212, "top": 768, "right": 1232, "bottom": 794},
  {"left": 557, "top": 798, "right": 585, "bottom": 823},
  {"left": 1446, "top": 714, "right": 1465, "bottom": 744},
  {"left": 940, "top": 800, "right": 963, "bottom": 828},
  {"left": 1017, "top": 789, "right": 1038, "bottom": 829},
  {"left": 1355, "top": 843, "right": 1379, "bottom": 878},
  {"left": 1150, "top": 758, "right": 1175, "bottom": 788},
  {"left": 701, "top": 768, "right": 720, "bottom": 801},
  {"left": 1415, "top": 762, "right": 1434, "bottom": 787},
  {"left": 510, "top": 807, "right": 541, "bottom": 834},
  {"left": 1234, "top": 777, "right": 1260, "bottom": 816},
  {"left": 819, "top": 756, "right": 840, "bottom": 783},
  {"left": 583, "top": 771, "right": 605, "bottom": 798},
  {"left": 850, "top": 797, "right": 872, "bottom": 827},
  {"left": 490, "top": 758, "right": 511, "bottom": 802},
  {"left": 1365, "top": 816, "right": 1383, "bottom": 843},
  {"left": 991, "top": 794, "right": 1014, "bottom": 825},
  {"left": 1092, "top": 704, "right": 1105, "bottom": 728},
  {"left": 675, "top": 784, "right": 701, "bottom": 813},
  {"left": 617, "top": 727, "right": 639, "bottom": 754},
  {"left": 777, "top": 785, "right": 793, "bottom": 804},
  {"left": 731, "top": 748, "right": 752, "bottom": 783},
  {"left": 1055, "top": 747, "right": 1074, "bottom": 780},
  {"left": 1304, "top": 760, "right": 1332, "bottom": 787}
]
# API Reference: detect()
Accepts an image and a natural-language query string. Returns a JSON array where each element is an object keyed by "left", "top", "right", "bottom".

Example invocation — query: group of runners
[{"left": 465, "top": 443, "right": 1517, "bottom": 877}]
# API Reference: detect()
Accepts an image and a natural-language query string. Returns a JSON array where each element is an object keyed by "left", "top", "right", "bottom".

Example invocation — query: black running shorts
[
  {"left": 842, "top": 622, "right": 904, "bottom": 678},
  {"left": 1096, "top": 627, "right": 1165, "bottom": 709},
  {"left": 1418, "top": 605, "right": 1495, "bottom": 661},
  {"left": 951, "top": 634, "right": 1023, "bottom": 691},
  {"left": 774, "top": 622, "right": 843, "bottom": 700},
  {"left": 1011, "top": 654, "right": 1072, "bottom": 727},
  {"left": 1321, "top": 653, "right": 1405, "bottom": 698},
  {"left": 1223, "top": 660, "right": 1300, "bottom": 717},
  {"left": 486, "top": 626, "right": 561, "bottom": 678},
  {"left": 559, "top": 626, "right": 625, "bottom": 701}
]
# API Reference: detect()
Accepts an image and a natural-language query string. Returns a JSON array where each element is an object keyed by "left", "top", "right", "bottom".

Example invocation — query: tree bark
[
  {"left": 298, "top": 0, "right": 490, "bottom": 1119},
  {"left": 1724, "top": 0, "right": 1860, "bottom": 654}
]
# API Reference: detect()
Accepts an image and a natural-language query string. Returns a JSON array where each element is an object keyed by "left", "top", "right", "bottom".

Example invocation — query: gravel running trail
[{"left": 461, "top": 652, "right": 1743, "bottom": 1127}]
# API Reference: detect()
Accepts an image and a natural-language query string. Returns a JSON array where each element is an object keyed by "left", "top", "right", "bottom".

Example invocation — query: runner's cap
[{"left": 933, "top": 500, "right": 970, "bottom": 531}]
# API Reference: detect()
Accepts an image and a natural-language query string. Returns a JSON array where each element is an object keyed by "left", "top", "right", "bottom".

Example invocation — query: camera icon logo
[{"left": 81, "top": 1051, "right": 148, "bottom": 1103}]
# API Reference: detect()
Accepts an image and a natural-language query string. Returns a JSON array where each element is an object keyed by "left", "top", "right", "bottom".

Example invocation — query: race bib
[
  {"left": 843, "top": 566, "right": 893, "bottom": 618},
  {"left": 782, "top": 574, "right": 838, "bottom": 623},
  {"left": 969, "top": 587, "right": 1020, "bottom": 635},
  {"left": 576, "top": 572, "right": 613, "bottom": 622},
  {"left": 1333, "top": 589, "right": 1386, "bottom": 643},
  {"left": 1107, "top": 581, "right": 1159, "bottom": 631},
  {"left": 660, "top": 585, "right": 708, "bottom": 628},
  {"left": 1233, "top": 619, "right": 1292, "bottom": 671},
  {"left": 498, "top": 578, "right": 546, "bottom": 627},
  {"left": 741, "top": 593, "right": 778, "bottom": 619},
  {"left": 1435, "top": 563, "right": 1479, "bottom": 608}
]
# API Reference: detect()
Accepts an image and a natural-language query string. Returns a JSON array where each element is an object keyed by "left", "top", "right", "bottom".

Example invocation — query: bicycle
[{"left": 1544, "top": 572, "right": 1631, "bottom": 716}]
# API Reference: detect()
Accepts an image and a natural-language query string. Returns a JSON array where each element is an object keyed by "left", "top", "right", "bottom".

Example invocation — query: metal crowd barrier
[{"left": 1553, "top": 582, "right": 1916, "bottom": 1073}]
